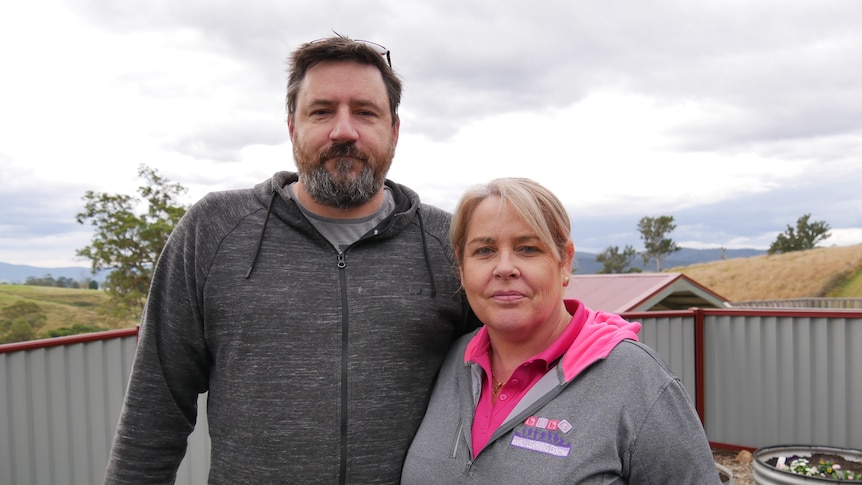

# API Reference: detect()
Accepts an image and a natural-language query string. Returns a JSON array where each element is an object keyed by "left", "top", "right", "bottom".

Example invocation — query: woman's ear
[
  {"left": 562, "top": 241, "right": 575, "bottom": 287},
  {"left": 563, "top": 241, "right": 575, "bottom": 272}
]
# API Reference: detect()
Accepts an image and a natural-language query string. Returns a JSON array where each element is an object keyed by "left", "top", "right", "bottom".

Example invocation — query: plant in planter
[
  {"left": 774, "top": 455, "right": 861, "bottom": 480},
  {"left": 754, "top": 445, "right": 862, "bottom": 484}
]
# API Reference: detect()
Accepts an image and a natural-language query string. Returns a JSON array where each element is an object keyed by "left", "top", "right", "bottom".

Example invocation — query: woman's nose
[{"left": 493, "top": 251, "right": 519, "bottom": 279}]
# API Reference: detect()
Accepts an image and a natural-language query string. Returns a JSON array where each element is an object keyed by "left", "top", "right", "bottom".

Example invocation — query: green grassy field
[
  {"left": 835, "top": 267, "right": 862, "bottom": 297},
  {"left": 0, "top": 284, "right": 138, "bottom": 340}
]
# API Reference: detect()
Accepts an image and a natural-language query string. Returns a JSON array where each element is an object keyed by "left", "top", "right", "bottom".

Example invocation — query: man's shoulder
[
  {"left": 419, "top": 203, "right": 452, "bottom": 219},
  {"left": 418, "top": 203, "right": 452, "bottom": 231},
  {"left": 198, "top": 186, "right": 257, "bottom": 207},
  {"left": 180, "top": 187, "right": 262, "bottom": 231},
  {"left": 191, "top": 174, "right": 277, "bottom": 217},
  {"left": 386, "top": 180, "right": 451, "bottom": 226},
  {"left": 409, "top": 203, "right": 453, "bottom": 253}
]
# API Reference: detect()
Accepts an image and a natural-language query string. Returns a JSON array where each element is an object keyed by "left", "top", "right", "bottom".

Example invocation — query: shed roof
[{"left": 563, "top": 273, "right": 729, "bottom": 313}]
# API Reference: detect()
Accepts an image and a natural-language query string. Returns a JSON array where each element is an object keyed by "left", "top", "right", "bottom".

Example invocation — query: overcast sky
[{"left": 2, "top": 0, "right": 861, "bottom": 268}]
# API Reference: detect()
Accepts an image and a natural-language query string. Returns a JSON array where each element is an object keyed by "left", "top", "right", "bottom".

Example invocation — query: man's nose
[{"left": 329, "top": 110, "right": 360, "bottom": 142}]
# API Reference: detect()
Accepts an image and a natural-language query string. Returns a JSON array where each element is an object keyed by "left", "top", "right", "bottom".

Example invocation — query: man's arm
[{"left": 105, "top": 208, "right": 211, "bottom": 484}]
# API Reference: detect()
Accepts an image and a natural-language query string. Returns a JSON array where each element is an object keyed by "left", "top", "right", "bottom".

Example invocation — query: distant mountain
[
  {"left": 2, "top": 247, "right": 767, "bottom": 283},
  {"left": 0, "top": 262, "right": 111, "bottom": 284},
  {"left": 662, "top": 247, "right": 767, "bottom": 269},
  {"left": 574, "top": 247, "right": 767, "bottom": 274}
]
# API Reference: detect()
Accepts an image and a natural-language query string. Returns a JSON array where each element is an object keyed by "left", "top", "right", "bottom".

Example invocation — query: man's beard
[{"left": 295, "top": 142, "right": 394, "bottom": 209}]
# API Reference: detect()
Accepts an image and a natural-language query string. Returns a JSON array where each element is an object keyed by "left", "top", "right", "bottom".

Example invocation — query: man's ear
[{"left": 391, "top": 115, "right": 400, "bottom": 146}]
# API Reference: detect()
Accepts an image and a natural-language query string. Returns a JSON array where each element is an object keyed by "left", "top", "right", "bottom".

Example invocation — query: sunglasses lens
[
  {"left": 355, "top": 40, "right": 391, "bottom": 68},
  {"left": 357, "top": 40, "right": 385, "bottom": 54}
]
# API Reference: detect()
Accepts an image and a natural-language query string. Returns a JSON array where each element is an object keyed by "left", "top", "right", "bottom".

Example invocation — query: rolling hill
[
  {"left": 670, "top": 244, "right": 862, "bottom": 301},
  {"left": 2, "top": 244, "right": 860, "bottom": 343}
]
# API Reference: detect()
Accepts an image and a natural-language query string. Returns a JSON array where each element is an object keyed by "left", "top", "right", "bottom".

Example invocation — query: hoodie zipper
[{"left": 337, "top": 249, "right": 349, "bottom": 485}]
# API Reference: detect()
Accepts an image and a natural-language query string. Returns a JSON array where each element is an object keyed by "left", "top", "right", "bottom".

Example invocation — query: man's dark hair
[{"left": 286, "top": 34, "right": 402, "bottom": 125}]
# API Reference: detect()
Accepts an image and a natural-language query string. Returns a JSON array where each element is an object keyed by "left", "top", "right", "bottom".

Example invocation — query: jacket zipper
[{"left": 337, "top": 249, "right": 349, "bottom": 485}]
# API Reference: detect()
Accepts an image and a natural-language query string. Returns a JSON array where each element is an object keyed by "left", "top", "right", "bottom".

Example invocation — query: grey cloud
[
  {"left": 0, "top": 184, "right": 87, "bottom": 239},
  {"left": 165, "top": 120, "right": 288, "bottom": 163},
  {"left": 72, "top": 0, "right": 862, "bottom": 153},
  {"left": 11, "top": 0, "right": 855, "bottom": 264}
]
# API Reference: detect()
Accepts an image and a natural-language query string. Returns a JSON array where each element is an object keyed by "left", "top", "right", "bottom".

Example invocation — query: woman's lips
[{"left": 491, "top": 291, "right": 525, "bottom": 302}]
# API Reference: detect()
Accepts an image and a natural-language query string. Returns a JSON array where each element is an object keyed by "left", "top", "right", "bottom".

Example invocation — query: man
[{"left": 105, "top": 35, "right": 474, "bottom": 484}]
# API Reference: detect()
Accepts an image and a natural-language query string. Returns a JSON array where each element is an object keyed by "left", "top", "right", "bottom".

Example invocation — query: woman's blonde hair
[{"left": 450, "top": 178, "right": 572, "bottom": 265}]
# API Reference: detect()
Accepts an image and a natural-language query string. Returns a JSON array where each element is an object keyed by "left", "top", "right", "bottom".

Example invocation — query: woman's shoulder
[{"left": 603, "top": 340, "right": 677, "bottom": 381}]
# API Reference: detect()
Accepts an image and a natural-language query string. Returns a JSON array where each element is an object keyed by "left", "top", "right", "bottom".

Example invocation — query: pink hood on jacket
[{"left": 559, "top": 299, "right": 641, "bottom": 381}]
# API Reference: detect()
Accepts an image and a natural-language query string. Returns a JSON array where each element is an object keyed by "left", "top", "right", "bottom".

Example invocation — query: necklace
[
  {"left": 491, "top": 379, "right": 504, "bottom": 395},
  {"left": 490, "top": 352, "right": 507, "bottom": 397},
  {"left": 490, "top": 367, "right": 505, "bottom": 396}
]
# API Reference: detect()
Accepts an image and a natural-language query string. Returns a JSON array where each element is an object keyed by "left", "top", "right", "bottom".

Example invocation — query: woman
[{"left": 402, "top": 178, "right": 720, "bottom": 484}]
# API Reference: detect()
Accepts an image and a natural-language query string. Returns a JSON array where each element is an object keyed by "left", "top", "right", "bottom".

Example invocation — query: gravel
[{"left": 714, "top": 448, "right": 754, "bottom": 485}]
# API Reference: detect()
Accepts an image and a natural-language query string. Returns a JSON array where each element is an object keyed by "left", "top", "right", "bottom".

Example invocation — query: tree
[
  {"left": 0, "top": 301, "right": 47, "bottom": 343},
  {"left": 596, "top": 245, "right": 642, "bottom": 274},
  {"left": 637, "top": 215, "right": 681, "bottom": 272},
  {"left": 54, "top": 276, "right": 74, "bottom": 288},
  {"left": 3, "top": 320, "right": 37, "bottom": 343},
  {"left": 768, "top": 214, "right": 831, "bottom": 255},
  {"left": 23, "top": 273, "right": 89, "bottom": 289},
  {"left": 76, "top": 165, "right": 188, "bottom": 321},
  {"left": 25, "top": 274, "right": 55, "bottom": 287}
]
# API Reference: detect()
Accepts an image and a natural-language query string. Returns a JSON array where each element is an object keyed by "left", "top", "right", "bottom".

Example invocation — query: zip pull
[{"left": 337, "top": 251, "right": 346, "bottom": 269}]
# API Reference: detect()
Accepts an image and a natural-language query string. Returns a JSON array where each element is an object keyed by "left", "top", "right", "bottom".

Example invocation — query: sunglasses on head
[
  {"left": 309, "top": 37, "right": 392, "bottom": 69},
  {"left": 354, "top": 39, "right": 392, "bottom": 69}
]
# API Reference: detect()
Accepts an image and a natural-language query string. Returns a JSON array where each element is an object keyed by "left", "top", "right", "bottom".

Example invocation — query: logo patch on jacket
[{"left": 510, "top": 416, "right": 572, "bottom": 457}]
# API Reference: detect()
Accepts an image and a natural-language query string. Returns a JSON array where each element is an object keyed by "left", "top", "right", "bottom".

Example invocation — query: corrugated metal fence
[
  {"left": 702, "top": 310, "right": 862, "bottom": 448},
  {"left": 1, "top": 331, "right": 137, "bottom": 485},
  {"left": 0, "top": 330, "right": 212, "bottom": 485},
  {"left": 732, "top": 297, "right": 862, "bottom": 309},
  {"left": 1, "top": 308, "right": 860, "bottom": 484}
]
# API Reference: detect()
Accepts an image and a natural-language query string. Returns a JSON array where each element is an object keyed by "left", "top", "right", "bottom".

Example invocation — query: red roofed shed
[{"left": 563, "top": 273, "right": 729, "bottom": 313}]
